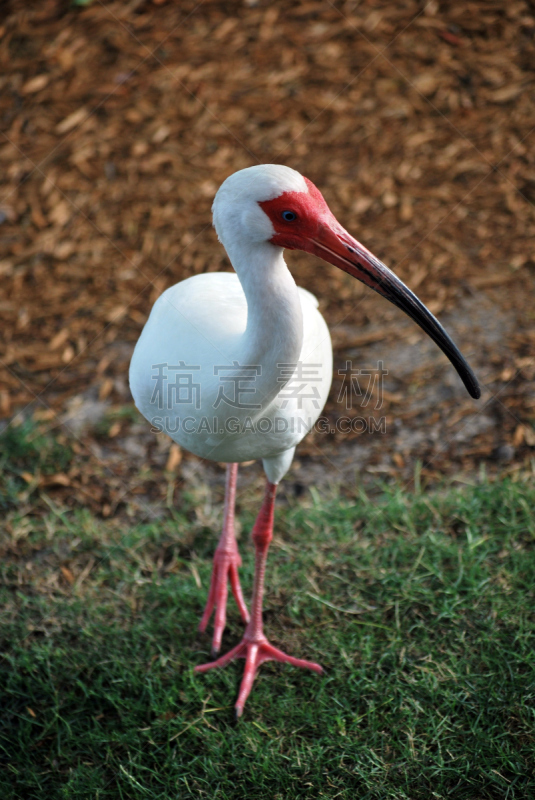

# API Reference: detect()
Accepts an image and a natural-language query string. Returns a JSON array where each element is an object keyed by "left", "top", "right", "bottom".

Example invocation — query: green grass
[
  {"left": 0, "top": 420, "right": 73, "bottom": 513},
  {"left": 1, "top": 473, "right": 534, "bottom": 799}
]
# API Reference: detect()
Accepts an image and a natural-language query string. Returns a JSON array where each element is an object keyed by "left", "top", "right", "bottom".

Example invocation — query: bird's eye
[{"left": 282, "top": 210, "right": 297, "bottom": 222}]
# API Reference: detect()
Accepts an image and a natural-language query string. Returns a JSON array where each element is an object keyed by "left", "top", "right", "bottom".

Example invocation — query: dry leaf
[
  {"left": 99, "top": 378, "right": 114, "bottom": 400},
  {"left": 0, "top": 390, "right": 10, "bottom": 416},
  {"left": 45, "top": 473, "right": 71, "bottom": 486},
  {"left": 33, "top": 409, "right": 55, "bottom": 421},
  {"left": 108, "top": 421, "right": 121, "bottom": 438},
  {"left": 392, "top": 453, "right": 405, "bottom": 468},
  {"left": 60, "top": 566, "right": 75, "bottom": 585},
  {"left": 166, "top": 443, "right": 182, "bottom": 471}
]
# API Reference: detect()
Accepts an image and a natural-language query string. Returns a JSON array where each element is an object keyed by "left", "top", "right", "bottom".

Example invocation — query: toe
[
  {"left": 229, "top": 562, "right": 250, "bottom": 623},
  {"left": 234, "top": 643, "right": 260, "bottom": 717}
]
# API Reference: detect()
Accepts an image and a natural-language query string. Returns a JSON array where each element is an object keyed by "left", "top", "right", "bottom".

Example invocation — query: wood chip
[
  {"left": 22, "top": 75, "right": 49, "bottom": 94},
  {"left": 1, "top": 1, "right": 534, "bottom": 504},
  {"left": 56, "top": 107, "right": 89, "bottom": 135}
]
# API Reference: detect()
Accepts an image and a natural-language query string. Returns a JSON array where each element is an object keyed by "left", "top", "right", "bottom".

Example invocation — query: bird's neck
[{"left": 229, "top": 241, "right": 304, "bottom": 404}]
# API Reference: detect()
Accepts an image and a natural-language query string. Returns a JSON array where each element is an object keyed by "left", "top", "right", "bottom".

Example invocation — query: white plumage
[
  {"left": 129, "top": 272, "right": 331, "bottom": 482},
  {"left": 130, "top": 166, "right": 332, "bottom": 483}
]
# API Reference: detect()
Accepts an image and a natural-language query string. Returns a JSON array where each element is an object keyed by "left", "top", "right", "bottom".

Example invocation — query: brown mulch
[{"left": 1, "top": 0, "right": 535, "bottom": 520}]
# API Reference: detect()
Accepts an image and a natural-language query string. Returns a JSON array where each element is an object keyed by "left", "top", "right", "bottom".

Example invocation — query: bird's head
[{"left": 213, "top": 164, "right": 480, "bottom": 400}]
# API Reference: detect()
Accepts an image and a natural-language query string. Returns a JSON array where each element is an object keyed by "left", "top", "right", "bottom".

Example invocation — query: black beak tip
[{"left": 462, "top": 368, "right": 481, "bottom": 400}]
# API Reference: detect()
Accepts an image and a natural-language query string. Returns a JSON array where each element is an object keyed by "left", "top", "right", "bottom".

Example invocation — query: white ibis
[{"left": 129, "top": 164, "right": 480, "bottom": 716}]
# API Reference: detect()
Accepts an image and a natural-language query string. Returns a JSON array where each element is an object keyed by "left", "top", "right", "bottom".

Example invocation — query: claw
[{"left": 195, "top": 633, "right": 323, "bottom": 717}]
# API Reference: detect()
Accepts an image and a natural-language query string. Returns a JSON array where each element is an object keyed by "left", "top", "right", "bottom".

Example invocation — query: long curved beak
[{"left": 304, "top": 222, "right": 481, "bottom": 400}]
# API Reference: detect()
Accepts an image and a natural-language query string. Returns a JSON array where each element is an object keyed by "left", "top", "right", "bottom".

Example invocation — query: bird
[{"left": 129, "top": 164, "right": 480, "bottom": 717}]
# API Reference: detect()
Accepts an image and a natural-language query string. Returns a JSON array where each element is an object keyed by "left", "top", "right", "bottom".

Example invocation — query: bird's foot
[
  {"left": 195, "top": 631, "right": 323, "bottom": 717},
  {"left": 198, "top": 544, "right": 249, "bottom": 656}
]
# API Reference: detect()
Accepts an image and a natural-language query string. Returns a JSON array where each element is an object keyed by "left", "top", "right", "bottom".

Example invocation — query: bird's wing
[{"left": 129, "top": 272, "right": 248, "bottom": 421}]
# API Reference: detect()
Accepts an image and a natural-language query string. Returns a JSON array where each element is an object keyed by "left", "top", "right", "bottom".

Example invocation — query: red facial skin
[
  {"left": 259, "top": 177, "right": 335, "bottom": 251},
  {"left": 259, "top": 177, "right": 391, "bottom": 293},
  {"left": 258, "top": 176, "right": 480, "bottom": 401}
]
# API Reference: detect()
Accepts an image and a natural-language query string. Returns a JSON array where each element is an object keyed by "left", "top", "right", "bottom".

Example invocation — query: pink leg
[
  {"left": 195, "top": 480, "right": 323, "bottom": 717},
  {"left": 198, "top": 463, "right": 249, "bottom": 655}
]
